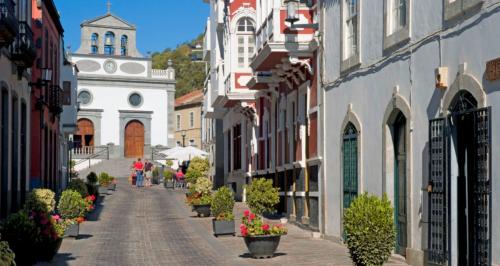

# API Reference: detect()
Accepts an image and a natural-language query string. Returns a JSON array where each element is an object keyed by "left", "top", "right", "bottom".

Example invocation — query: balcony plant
[
  {"left": 190, "top": 177, "right": 213, "bottom": 217},
  {"left": 241, "top": 178, "right": 284, "bottom": 259},
  {"left": 98, "top": 172, "right": 112, "bottom": 195},
  {"left": 343, "top": 193, "right": 396, "bottom": 266},
  {"left": 211, "top": 186, "right": 235, "bottom": 236},
  {"left": 68, "top": 178, "right": 89, "bottom": 198},
  {"left": 24, "top": 188, "right": 56, "bottom": 213},
  {"left": 57, "top": 190, "right": 87, "bottom": 238}
]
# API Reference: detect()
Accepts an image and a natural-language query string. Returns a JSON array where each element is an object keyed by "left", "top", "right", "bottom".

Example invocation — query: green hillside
[{"left": 152, "top": 34, "right": 206, "bottom": 98}]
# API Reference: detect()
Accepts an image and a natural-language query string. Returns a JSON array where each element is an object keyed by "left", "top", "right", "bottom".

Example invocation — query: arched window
[
  {"left": 121, "top": 35, "right": 128, "bottom": 56},
  {"left": 236, "top": 18, "right": 255, "bottom": 68},
  {"left": 91, "top": 33, "right": 99, "bottom": 54},
  {"left": 104, "top": 31, "right": 115, "bottom": 55},
  {"left": 342, "top": 122, "right": 358, "bottom": 214}
]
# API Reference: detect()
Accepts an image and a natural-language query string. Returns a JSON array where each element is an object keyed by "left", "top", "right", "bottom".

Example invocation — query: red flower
[
  {"left": 244, "top": 210, "right": 250, "bottom": 217},
  {"left": 240, "top": 224, "right": 247, "bottom": 229},
  {"left": 241, "top": 228, "right": 248, "bottom": 237},
  {"left": 262, "top": 224, "right": 270, "bottom": 231},
  {"left": 249, "top": 213, "right": 255, "bottom": 221}
]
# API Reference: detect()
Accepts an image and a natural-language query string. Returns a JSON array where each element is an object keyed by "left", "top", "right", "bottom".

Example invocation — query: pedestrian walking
[
  {"left": 134, "top": 158, "right": 145, "bottom": 188},
  {"left": 144, "top": 159, "right": 154, "bottom": 187},
  {"left": 130, "top": 160, "right": 137, "bottom": 185},
  {"left": 175, "top": 168, "right": 185, "bottom": 189}
]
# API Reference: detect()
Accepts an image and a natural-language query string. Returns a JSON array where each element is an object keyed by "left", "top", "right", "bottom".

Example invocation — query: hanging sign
[{"left": 486, "top": 58, "right": 500, "bottom": 81}]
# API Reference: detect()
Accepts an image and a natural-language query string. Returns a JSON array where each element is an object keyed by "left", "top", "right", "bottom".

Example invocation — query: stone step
[{"left": 78, "top": 158, "right": 136, "bottom": 179}]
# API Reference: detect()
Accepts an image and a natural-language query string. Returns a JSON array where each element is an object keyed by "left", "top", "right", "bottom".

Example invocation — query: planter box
[
  {"left": 64, "top": 223, "right": 79, "bottom": 238},
  {"left": 192, "top": 204, "right": 211, "bottom": 217},
  {"left": 108, "top": 183, "right": 116, "bottom": 191},
  {"left": 98, "top": 186, "right": 109, "bottom": 195},
  {"left": 36, "top": 238, "right": 63, "bottom": 262},
  {"left": 212, "top": 219, "right": 235, "bottom": 237},
  {"left": 164, "top": 180, "right": 174, "bottom": 189},
  {"left": 244, "top": 235, "right": 282, "bottom": 259}
]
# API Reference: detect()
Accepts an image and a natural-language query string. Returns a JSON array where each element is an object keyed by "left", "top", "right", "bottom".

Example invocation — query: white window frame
[
  {"left": 176, "top": 114, "right": 181, "bottom": 130},
  {"left": 340, "top": 0, "right": 361, "bottom": 73},
  {"left": 236, "top": 18, "right": 255, "bottom": 69},
  {"left": 189, "top": 112, "right": 194, "bottom": 129},
  {"left": 444, "top": 0, "right": 483, "bottom": 21},
  {"left": 383, "top": 0, "right": 410, "bottom": 51}
]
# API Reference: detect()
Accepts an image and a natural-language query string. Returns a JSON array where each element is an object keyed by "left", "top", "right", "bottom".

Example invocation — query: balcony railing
[
  {"left": 11, "top": 21, "right": 36, "bottom": 68},
  {"left": 49, "top": 85, "right": 63, "bottom": 115},
  {"left": 0, "top": 0, "right": 17, "bottom": 46}
]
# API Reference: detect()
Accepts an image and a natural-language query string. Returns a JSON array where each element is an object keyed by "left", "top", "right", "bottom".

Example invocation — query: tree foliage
[
  {"left": 343, "top": 193, "right": 396, "bottom": 266},
  {"left": 152, "top": 34, "right": 205, "bottom": 98}
]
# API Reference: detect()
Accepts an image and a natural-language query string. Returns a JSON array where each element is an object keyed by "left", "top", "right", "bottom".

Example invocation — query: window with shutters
[
  {"left": 342, "top": 123, "right": 358, "bottom": 213},
  {"left": 383, "top": 0, "right": 410, "bottom": 50},
  {"left": 341, "top": 0, "right": 361, "bottom": 72}
]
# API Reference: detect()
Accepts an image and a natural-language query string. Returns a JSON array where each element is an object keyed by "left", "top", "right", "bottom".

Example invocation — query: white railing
[
  {"left": 73, "top": 146, "right": 95, "bottom": 155},
  {"left": 256, "top": 10, "right": 278, "bottom": 52},
  {"left": 151, "top": 69, "right": 173, "bottom": 80}
]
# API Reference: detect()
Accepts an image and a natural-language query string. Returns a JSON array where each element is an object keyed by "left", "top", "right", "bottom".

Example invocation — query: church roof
[
  {"left": 81, "top": 13, "right": 136, "bottom": 29},
  {"left": 175, "top": 90, "right": 204, "bottom": 108}
]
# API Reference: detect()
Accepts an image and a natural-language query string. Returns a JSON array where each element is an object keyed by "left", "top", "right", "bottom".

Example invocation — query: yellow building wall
[{"left": 174, "top": 104, "right": 202, "bottom": 148}]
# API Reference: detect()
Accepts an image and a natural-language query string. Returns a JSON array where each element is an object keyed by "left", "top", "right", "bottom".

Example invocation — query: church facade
[{"left": 71, "top": 12, "right": 175, "bottom": 158}]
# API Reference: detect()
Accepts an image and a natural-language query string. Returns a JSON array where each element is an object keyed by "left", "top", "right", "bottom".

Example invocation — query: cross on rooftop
[{"left": 106, "top": 0, "right": 111, "bottom": 14}]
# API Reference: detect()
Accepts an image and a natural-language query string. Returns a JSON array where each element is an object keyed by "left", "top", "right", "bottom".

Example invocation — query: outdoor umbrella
[{"left": 160, "top": 146, "right": 208, "bottom": 162}]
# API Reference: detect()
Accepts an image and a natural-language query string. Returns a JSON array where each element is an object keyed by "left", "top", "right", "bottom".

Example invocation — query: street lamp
[
  {"left": 181, "top": 130, "right": 187, "bottom": 147},
  {"left": 284, "top": 0, "right": 318, "bottom": 30}
]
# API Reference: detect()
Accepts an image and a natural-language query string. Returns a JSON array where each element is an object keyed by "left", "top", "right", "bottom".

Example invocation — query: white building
[
  {"left": 71, "top": 11, "right": 176, "bottom": 159},
  {"left": 321, "top": 0, "right": 499, "bottom": 265}
]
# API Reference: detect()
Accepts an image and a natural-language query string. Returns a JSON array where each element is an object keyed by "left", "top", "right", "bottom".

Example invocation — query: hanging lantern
[{"left": 284, "top": 0, "right": 300, "bottom": 24}]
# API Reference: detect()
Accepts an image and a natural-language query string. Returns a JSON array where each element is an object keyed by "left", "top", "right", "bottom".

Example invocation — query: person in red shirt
[
  {"left": 134, "top": 158, "right": 145, "bottom": 188},
  {"left": 175, "top": 168, "right": 185, "bottom": 189}
]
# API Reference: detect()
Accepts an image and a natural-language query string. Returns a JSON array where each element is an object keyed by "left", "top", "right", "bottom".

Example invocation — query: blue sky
[{"left": 54, "top": 0, "right": 209, "bottom": 53}]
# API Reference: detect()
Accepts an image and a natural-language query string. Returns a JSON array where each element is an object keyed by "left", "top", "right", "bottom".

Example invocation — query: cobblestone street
[{"left": 45, "top": 179, "right": 408, "bottom": 266}]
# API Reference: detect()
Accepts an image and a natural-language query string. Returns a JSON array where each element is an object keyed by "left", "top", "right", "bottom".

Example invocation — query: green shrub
[
  {"left": 164, "top": 169, "right": 175, "bottom": 181},
  {"left": 185, "top": 157, "right": 209, "bottom": 184},
  {"left": 211, "top": 187, "right": 235, "bottom": 221},
  {"left": 67, "top": 179, "right": 89, "bottom": 197},
  {"left": 0, "top": 240, "right": 15, "bottom": 266},
  {"left": 191, "top": 194, "right": 212, "bottom": 205},
  {"left": 86, "top": 183, "right": 99, "bottom": 197},
  {"left": 24, "top": 188, "right": 56, "bottom": 213},
  {"left": 244, "top": 178, "right": 279, "bottom": 216},
  {"left": 194, "top": 177, "right": 212, "bottom": 196},
  {"left": 166, "top": 160, "right": 173, "bottom": 167},
  {"left": 57, "top": 190, "right": 87, "bottom": 220},
  {"left": 98, "top": 172, "right": 112, "bottom": 186},
  {"left": 343, "top": 193, "right": 396, "bottom": 266},
  {"left": 86, "top": 172, "right": 98, "bottom": 184}
]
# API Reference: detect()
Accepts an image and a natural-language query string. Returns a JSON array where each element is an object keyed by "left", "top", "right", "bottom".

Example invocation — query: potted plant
[
  {"left": 241, "top": 178, "right": 284, "bottom": 259},
  {"left": 36, "top": 213, "right": 66, "bottom": 262},
  {"left": 343, "top": 193, "right": 396, "bottom": 266},
  {"left": 211, "top": 186, "right": 235, "bottom": 237},
  {"left": 58, "top": 190, "right": 87, "bottom": 238},
  {"left": 190, "top": 177, "right": 213, "bottom": 217},
  {"left": 24, "top": 188, "right": 56, "bottom": 213},
  {"left": 184, "top": 157, "right": 209, "bottom": 185},
  {"left": 98, "top": 172, "right": 111, "bottom": 195},
  {"left": 107, "top": 176, "right": 117, "bottom": 192},
  {"left": 164, "top": 169, "right": 175, "bottom": 189},
  {"left": 0, "top": 211, "right": 38, "bottom": 265},
  {"left": 67, "top": 178, "right": 89, "bottom": 198},
  {"left": 0, "top": 240, "right": 15, "bottom": 266},
  {"left": 152, "top": 167, "right": 160, "bottom": 185}
]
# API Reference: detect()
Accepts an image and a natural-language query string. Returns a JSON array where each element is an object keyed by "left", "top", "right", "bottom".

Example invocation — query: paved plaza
[{"left": 44, "top": 179, "right": 408, "bottom": 266}]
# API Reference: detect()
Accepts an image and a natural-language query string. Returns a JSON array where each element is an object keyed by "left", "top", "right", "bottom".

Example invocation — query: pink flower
[
  {"left": 241, "top": 228, "right": 248, "bottom": 237},
  {"left": 52, "top": 215, "right": 60, "bottom": 221},
  {"left": 249, "top": 213, "right": 255, "bottom": 221},
  {"left": 262, "top": 224, "right": 270, "bottom": 231},
  {"left": 244, "top": 210, "right": 250, "bottom": 217},
  {"left": 240, "top": 224, "right": 247, "bottom": 229}
]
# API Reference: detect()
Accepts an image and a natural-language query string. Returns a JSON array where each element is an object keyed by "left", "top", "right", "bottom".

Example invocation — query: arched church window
[
  {"left": 78, "top": 90, "right": 92, "bottom": 105},
  {"left": 121, "top": 35, "right": 128, "bottom": 56},
  {"left": 91, "top": 33, "right": 99, "bottom": 54},
  {"left": 104, "top": 31, "right": 115, "bottom": 55},
  {"left": 236, "top": 18, "right": 255, "bottom": 68}
]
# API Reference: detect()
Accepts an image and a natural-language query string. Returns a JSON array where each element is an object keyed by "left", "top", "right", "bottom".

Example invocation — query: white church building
[{"left": 71, "top": 11, "right": 176, "bottom": 158}]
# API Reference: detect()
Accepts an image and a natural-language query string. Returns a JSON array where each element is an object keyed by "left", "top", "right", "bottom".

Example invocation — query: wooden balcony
[
  {"left": 49, "top": 85, "right": 63, "bottom": 115},
  {"left": 0, "top": 0, "right": 17, "bottom": 46},
  {"left": 11, "top": 21, "right": 36, "bottom": 68}
]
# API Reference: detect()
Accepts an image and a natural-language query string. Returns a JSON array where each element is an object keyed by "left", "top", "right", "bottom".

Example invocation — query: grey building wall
[{"left": 322, "top": 1, "right": 500, "bottom": 265}]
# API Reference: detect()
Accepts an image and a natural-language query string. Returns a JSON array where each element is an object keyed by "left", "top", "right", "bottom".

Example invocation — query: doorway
[
  {"left": 392, "top": 112, "right": 407, "bottom": 256},
  {"left": 124, "top": 120, "right": 144, "bottom": 158},
  {"left": 75, "top": 118, "right": 94, "bottom": 147}
]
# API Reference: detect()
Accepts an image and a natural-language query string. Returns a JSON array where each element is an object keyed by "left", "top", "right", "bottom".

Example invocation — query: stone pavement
[{"left": 43, "top": 179, "right": 409, "bottom": 266}]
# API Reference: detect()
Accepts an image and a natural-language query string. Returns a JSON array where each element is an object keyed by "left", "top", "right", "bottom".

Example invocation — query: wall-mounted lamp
[{"left": 284, "top": 0, "right": 318, "bottom": 30}]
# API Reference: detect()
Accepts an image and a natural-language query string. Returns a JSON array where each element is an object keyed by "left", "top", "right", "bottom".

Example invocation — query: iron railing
[
  {"left": 11, "top": 21, "right": 35, "bottom": 67},
  {"left": 73, "top": 146, "right": 110, "bottom": 169},
  {"left": 0, "top": 0, "right": 18, "bottom": 46}
]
